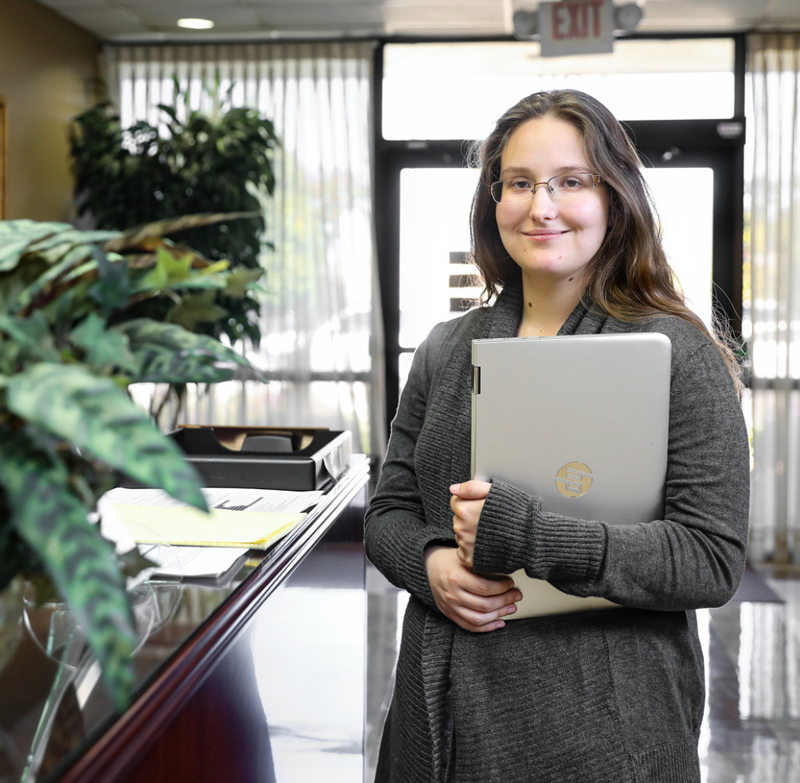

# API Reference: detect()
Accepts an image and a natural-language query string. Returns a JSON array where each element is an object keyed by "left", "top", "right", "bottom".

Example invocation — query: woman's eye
[
  {"left": 557, "top": 175, "right": 586, "bottom": 190},
  {"left": 509, "top": 179, "right": 533, "bottom": 191}
]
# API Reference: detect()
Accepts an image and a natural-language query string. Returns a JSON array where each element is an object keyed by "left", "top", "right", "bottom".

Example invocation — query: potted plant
[
  {"left": 0, "top": 215, "right": 264, "bottom": 710},
  {"left": 68, "top": 77, "right": 279, "bottom": 348}
]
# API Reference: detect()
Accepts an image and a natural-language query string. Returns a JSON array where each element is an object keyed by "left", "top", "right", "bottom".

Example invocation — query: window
[{"left": 383, "top": 38, "right": 737, "bottom": 140}]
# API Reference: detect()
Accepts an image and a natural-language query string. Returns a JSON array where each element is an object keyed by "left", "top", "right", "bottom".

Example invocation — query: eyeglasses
[{"left": 489, "top": 172, "right": 603, "bottom": 204}]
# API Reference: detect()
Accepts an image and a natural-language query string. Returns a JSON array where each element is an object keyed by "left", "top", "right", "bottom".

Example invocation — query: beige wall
[{"left": 0, "top": 0, "right": 99, "bottom": 221}]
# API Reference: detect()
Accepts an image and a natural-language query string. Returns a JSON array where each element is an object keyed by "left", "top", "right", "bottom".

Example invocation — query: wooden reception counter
[{"left": 0, "top": 457, "right": 371, "bottom": 783}]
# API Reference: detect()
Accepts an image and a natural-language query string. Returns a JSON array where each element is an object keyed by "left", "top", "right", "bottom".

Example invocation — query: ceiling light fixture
[{"left": 177, "top": 18, "right": 215, "bottom": 30}]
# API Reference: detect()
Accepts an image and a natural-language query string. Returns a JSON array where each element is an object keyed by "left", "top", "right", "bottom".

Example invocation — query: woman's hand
[
  {"left": 450, "top": 480, "right": 492, "bottom": 569},
  {"left": 425, "top": 545, "right": 520, "bottom": 633}
]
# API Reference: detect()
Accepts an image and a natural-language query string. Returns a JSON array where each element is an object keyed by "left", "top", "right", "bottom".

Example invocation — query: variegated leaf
[
  {"left": 87, "top": 244, "right": 131, "bottom": 317},
  {"left": 102, "top": 212, "right": 257, "bottom": 254},
  {"left": 0, "top": 313, "right": 60, "bottom": 365},
  {"left": 116, "top": 318, "right": 254, "bottom": 383},
  {"left": 5, "top": 363, "right": 208, "bottom": 510},
  {"left": 28, "top": 228, "right": 120, "bottom": 255},
  {"left": 0, "top": 221, "right": 73, "bottom": 272},
  {"left": 70, "top": 313, "right": 138, "bottom": 374},
  {"left": 11, "top": 244, "right": 96, "bottom": 315},
  {"left": 0, "top": 428, "right": 136, "bottom": 710}
]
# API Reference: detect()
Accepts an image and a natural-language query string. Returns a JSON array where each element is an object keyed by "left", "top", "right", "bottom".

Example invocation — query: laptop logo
[{"left": 555, "top": 462, "right": 593, "bottom": 498}]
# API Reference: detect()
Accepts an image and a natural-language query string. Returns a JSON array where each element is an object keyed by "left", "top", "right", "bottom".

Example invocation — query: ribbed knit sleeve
[{"left": 474, "top": 478, "right": 607, "bottom": 584}]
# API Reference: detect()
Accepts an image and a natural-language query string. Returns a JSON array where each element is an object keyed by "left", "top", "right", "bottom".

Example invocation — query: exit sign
[{"left": 539, "top": 0, "right": 614, "bottom": 57}]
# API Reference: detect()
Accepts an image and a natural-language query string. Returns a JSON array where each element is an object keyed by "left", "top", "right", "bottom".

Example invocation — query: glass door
[
  {"left": 376, "top": 36, "right": 745, "bottom": 428},
  {"left": 397, "top": 167, "right": 480, "bottom": 384}
]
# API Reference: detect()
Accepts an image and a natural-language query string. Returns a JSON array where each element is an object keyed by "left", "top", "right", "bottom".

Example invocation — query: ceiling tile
[{"left": 30, "top": 0, "right": 800, "bottom": 40}]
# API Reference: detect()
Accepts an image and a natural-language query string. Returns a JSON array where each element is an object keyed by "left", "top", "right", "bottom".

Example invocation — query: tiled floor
[{"left": 366, "top": 565, "right": 800, "bottom": 782}]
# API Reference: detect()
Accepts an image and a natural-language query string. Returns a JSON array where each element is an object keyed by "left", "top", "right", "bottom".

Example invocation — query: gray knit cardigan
[{"left": 365, "top": 275, "right": 750, "bottom": 783}]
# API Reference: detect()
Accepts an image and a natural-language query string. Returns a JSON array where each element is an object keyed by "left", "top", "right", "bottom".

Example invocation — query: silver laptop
[{"left": 470, "top": 332, "right": 671, "bottom": 618}]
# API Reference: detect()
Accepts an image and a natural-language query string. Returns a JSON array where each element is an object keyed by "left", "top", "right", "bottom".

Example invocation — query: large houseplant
[
  {"left": 68, "top": 78, "right": 279, "bottom": 347},
  {"left": 0, "top": 216, "right": 263, "bottom": 709}
]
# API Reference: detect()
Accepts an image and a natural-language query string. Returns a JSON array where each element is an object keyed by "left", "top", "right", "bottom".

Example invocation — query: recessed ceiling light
[{"left": 177, "top": 18, "right": 215, "bottom": 30}]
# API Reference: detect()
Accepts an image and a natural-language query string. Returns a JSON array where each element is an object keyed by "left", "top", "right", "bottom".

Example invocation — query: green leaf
[
  {"left": 11, "top": 244, "right": 96, "bottom": 315},
  {"left": 159, "top": 247, "right": 194, "bottom": 280},
  {"left": 103, "top": 212, "right": 258, "bottom": 254},
  {"left": 28, "top": 229, "right": 121, "bottom": 257},
  {"left": 0, "top": 220, "right": 72, "bottom": 273},
  {"left": 0, "top": 427, "right": 135, "bottom": 710},
  {"left": 156, "top": 103, "right": 180, "bottom": 126},
  {"left": 133, "top": 254, "right": 169, "bottom": 292},
  {"left": 88, "top": 244, "right": 131, "bottom": 317},
  {"left": 70, "top": 313, "right": 138, "bottom": 374},
  {"left": 224, "top": 267, "right": 264, "bottom": 298},
  {"left": 167, "top": 290, "right": 228, "bottom": 332},
  {"left": 5, "top": 363, "right": 208, "bottom": 510},
  {"left": 168, "top": 274, "right": 231, "bottom": 293},
  {"left": 133, "top": 246, "right": 194, "bottom": 293},
  {"left": 116, "top": 318, "right": 254, "bottom": 383},
  {"left": 0, "top": 313, "right": 60, "bottom": 365},
  {"left": 200, "top": 260, "right": 230, "bottom": 276}
]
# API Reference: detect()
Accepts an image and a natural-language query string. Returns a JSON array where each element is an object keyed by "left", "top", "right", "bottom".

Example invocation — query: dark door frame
[{"left": 373, "top": 35, "right": 747, "bottom": 433}]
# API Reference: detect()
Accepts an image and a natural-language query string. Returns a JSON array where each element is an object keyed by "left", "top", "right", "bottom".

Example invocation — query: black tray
[{"left": 169, "top": 426, "right": 352, "bottom": 491}]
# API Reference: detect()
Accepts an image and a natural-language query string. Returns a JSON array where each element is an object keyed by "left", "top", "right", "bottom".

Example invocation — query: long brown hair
[{"left": 469, "top": 88, "right": 742, "bottom": 386}]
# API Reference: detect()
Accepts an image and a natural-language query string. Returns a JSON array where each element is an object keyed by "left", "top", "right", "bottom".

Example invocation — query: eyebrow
[{"left": 498, "top": 165, "right": 588, "bottom": 179}]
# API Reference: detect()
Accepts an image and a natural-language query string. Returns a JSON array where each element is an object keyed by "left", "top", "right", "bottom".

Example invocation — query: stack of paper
[
  {"left": 99, "top": 486, "right": 324, "bottom": 580},
  {"left": 104, "top": 486, "right": 321, "bottom": 548}
]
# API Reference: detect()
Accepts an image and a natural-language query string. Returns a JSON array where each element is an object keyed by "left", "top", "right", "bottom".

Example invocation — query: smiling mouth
[{"left": 526, "top": 230, "right": 567, "bottom": 240}]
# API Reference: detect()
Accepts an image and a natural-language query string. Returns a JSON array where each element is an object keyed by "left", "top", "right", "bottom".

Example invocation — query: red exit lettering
[{"left": 552, "top": 0, "right": 605, "bottom": 40}]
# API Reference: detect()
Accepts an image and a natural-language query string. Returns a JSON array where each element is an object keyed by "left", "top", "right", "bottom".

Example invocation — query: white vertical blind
[
  {"left": 103, "top": 42, "right": 385, "bottom": 456},
  {"left": 745, "top": 33, "right": 800, "bottom": 567}
]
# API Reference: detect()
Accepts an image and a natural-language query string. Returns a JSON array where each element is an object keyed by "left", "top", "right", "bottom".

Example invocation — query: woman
[{"left": 364, "top": 89, "right": 750, "bottom": 783}]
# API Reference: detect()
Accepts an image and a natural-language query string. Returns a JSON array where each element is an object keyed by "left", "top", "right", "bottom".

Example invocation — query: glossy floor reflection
[
  {"left": 699, "top": 576, "right": 800, "bottom": 783},
  {"left": 366, "top": 565, "right": 800, "bottom": 783}
]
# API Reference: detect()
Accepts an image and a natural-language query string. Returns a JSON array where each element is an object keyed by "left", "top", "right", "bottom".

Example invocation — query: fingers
[
  {"left": 457, "top": 604, "right": 518, "bottom": 633},
  {"left": 456, "top": 545, "right": 473, "bottom": 569},
  {"left": 453, "top": 523, "right": 476, "bottom": 569},
  {"left": 450, "top": 482, "right": 490, "bottom": 568},
  {"left": 449, "top": 480, "right": 492, "bottom": 499},
  {"left": 451, "top": 583, "right": 522, "bottom": 632},
  {"left": 426, "top": 546, "right": 521, "bottom": 633}
]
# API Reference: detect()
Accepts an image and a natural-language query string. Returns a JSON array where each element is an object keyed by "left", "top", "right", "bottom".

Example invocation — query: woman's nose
[{"left": 528, "top": 185, "right": 558, "bottom": 219}]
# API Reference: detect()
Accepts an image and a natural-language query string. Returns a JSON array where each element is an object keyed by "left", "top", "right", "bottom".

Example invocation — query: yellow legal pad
[{"left": 113, "top": 503, "right": 306, "bottom": 550}]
